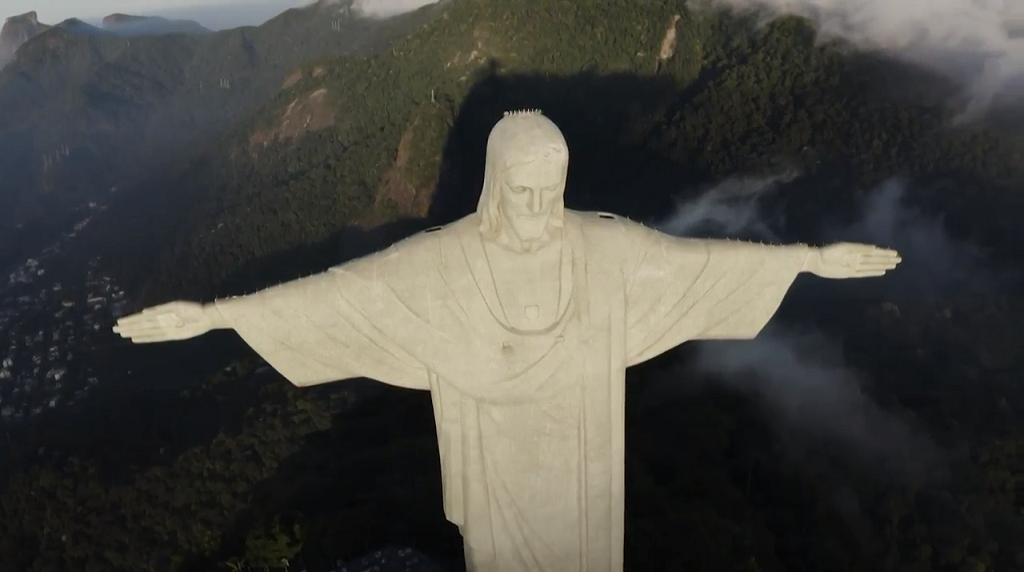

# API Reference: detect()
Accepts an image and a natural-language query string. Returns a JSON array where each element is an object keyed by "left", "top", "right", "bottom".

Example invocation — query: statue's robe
[{"left": 214, "top": 210, "right": 810, "bottom": 572}]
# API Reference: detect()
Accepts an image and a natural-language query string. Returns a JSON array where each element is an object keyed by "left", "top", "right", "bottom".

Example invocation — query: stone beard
[{"left": 115, "top": 110, "right": 900, "bottom": 572}]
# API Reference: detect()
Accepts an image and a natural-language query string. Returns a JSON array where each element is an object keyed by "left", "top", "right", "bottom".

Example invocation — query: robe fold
[{"left": 214, "top": 210, "right": 810, "bottom": 572}]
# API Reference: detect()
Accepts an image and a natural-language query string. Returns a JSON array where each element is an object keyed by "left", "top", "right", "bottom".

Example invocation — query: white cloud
[
  {"left": 687, "top": 326, "right": 943, "bottom": 481},
  {"left": 351, "top": 0, "right": 440, "bottom": 18},
  {"left": 641, "top": 173, "right": 1014, "bottom": 480},
  {"left": 706, "top": 0, "right": 1024, "bottom": 120},
  {"left": 311, "top": 0, "right": 440, "bottom": 18},
  {"left": 656, "top": 170, "right": 795, "bottom": 240}
]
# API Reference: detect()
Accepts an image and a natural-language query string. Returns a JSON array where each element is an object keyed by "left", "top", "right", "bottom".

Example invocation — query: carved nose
[{"left": 529, "top": 190, "right": 542, "bottom": 213}]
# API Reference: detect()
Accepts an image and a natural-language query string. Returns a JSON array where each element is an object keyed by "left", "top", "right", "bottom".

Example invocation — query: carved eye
[
  {"left": 598, "top": 213, "right": 615, "bottom": 220},
  {"left": 512, "top": 186, "right": 528, "bottom": 194},
  {"left": 423, "top": 226, "right": 443, "bottom": 233}
]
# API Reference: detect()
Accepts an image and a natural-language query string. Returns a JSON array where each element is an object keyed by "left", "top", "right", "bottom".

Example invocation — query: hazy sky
[
  {"left": 3, "top": 0, "right": 304, "bottom": 25},
  {"left": 2, "top": 0, "right": 439, "bottom": 28}
]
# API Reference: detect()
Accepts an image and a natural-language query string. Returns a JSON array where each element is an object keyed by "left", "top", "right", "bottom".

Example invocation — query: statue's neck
[
  {"left": 493, "top": 226, "right": 559, "bottom": 254},
  {"left": 483, "top": 233, "right": 561, "bottom": 264}
]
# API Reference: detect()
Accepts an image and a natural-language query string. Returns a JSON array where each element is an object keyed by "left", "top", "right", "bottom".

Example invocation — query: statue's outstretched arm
[
  {"left": 112, "top": 271, "right": 431, "bottom": 390},
  {"left": 673, "top": 238, "right": 901, "bottom": 280},
  {"left": 621, "top": 223, "right": 902, "bottom": 364},
  {"left": 113, "top": 300, "right": 225, "bottom": 344}
]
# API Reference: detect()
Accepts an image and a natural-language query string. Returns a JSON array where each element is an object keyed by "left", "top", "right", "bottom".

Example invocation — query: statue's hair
[{"left": 478, "top": 109, "right": 568, "bottom": 237}]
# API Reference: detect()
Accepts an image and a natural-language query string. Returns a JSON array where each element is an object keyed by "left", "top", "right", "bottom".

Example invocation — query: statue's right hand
[{"left": 112, "top": 301, "right": 215, "bottom": 344}]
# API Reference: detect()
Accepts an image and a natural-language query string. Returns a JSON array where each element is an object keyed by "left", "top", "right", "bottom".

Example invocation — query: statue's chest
[{"left": 489, "top": 250, "right": 562, "bottom": 328}]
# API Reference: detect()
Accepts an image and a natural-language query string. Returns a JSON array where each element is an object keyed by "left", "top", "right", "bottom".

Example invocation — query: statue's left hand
[
  {"left": 805, "top": 242, "right": 901, "bottom": 279},
  {"left": 112, "top": 301, "right": 219, "bottom": 344}
]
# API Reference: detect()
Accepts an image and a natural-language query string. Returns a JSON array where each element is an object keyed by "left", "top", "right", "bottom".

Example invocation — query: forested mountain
[
  {"left": 105, "top": 0, "right": 1024, "bottom": 305},
  {"left": 0, "top": 0, "right": 1020, "bottom": 571},
  {"left": 0, "top": 0, "right": 445, "bottom": 267}
]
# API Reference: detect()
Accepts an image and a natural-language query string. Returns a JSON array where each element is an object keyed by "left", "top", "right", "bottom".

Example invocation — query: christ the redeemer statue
[{"left": 113, "top": 109, "right": 900, "bottom": 572}]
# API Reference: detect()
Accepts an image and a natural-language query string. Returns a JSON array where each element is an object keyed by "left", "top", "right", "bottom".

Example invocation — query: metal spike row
[{"left": 503, "top": 108, "right": 544, "bottom": 117}]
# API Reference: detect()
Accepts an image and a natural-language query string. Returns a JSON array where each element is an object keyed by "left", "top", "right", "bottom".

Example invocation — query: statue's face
[{"left": 497, "top": 158, "right": 565, "bottom": 243}]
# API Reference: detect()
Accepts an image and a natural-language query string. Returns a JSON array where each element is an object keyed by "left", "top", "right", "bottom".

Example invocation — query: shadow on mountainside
[{"left": 203, "top": 69, "right": 693, "bottom": 296}]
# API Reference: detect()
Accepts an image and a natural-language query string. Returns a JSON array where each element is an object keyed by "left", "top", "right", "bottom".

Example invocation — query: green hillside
[
  {"left": 103, "top": 0, "right": 1024, "bottom": 304},
  {"left": 1, "top": 0, "right": 1021, "bottom": 571},
  {"left": 0, "top": 0, "right": 445, "bottom": 258}
]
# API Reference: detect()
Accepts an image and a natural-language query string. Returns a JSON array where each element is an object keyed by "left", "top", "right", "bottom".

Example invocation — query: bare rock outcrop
[
  {"left": 100, "top": 14, "right": 209, "bottom": 36},
  {"left": 0, "top": 11, "right": 50, "bottom": 67}
]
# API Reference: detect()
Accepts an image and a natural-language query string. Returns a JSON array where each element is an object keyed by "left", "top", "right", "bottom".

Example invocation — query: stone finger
[
  {"left": 854, "top": 269, "right": 887, "bottom": 277},
  {"left": 132, "top": 333, "right": 173, "bottom": 344},
  {"left": 860, "top": 253, "right": 900, "bottom": 261},
  {"left": 118, "top": 324, "right": 170, "bottom": 337},
  {"left": 115, "top": 313, "right": 155, "bottom": 326}
]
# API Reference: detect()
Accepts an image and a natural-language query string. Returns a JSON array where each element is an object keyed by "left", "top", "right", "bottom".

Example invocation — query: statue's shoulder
[
  {"left": 570, "top": 209, "right": 622, "bottom": 223},
  {"left": 328, "top": 221, "right": 456, "bottom": 275},
  {"left": 402, "top": 216, "right": 477, "bottom": 248},
  {"left": 568, "top": 209, "right": 652, "bottom": 239},
  {"left": 367, "top": 217, "right": 474, "bottom": 261},
  {"left": 414, "top": 216, "right": 476, "bottom": 238}
]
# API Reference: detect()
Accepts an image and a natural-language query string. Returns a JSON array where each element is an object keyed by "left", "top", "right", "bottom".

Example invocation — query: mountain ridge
[
  {"left": 100, "top": 14, "right": 211, "bottom": 36},
  {"left": 0, "top": 11, "right": 50, "bottom": 67},
  {"left": 105, "top": 0, "right": 1024, "bottom": 306},
  {"left": 0, "top": 0, "right": 446, "bottom": 263}
]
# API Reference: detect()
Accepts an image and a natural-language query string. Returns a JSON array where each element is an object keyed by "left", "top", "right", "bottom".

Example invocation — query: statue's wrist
[
  {"left": 801, "top": 246, "right": 821, "bottom": 274},
  {"left": 202, "top": 302, "right": 228, "bottom": 330}
]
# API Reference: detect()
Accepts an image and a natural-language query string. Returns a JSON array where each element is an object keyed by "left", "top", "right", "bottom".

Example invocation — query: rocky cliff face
[
  {"left": 0, "top": 11, "right": 50, "bottom": 66},
  {"left": 101, "top": 13, "right": 150, "bottom": 27}
]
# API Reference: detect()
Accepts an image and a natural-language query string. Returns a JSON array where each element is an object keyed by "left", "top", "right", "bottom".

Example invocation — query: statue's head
[{"left": 478, "top": 109, "right": 568, "bottom": 249}]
